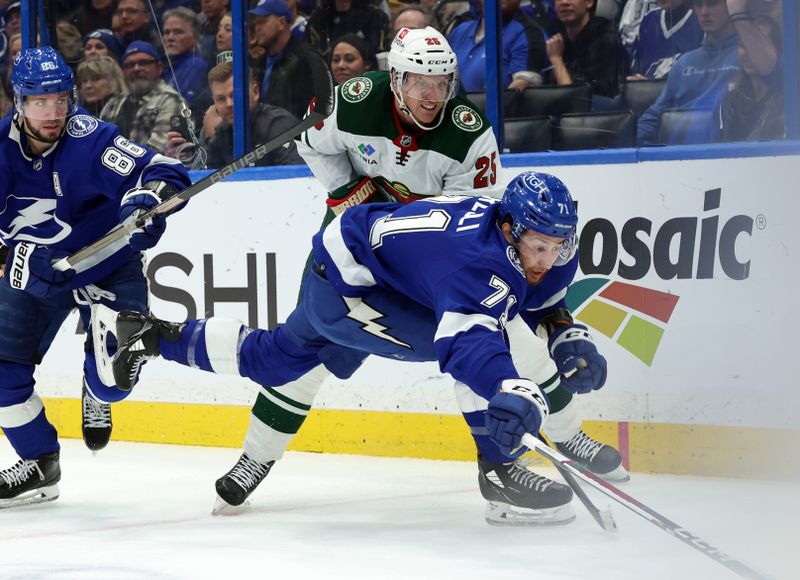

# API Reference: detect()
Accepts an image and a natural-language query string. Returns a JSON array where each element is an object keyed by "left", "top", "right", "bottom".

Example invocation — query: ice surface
[{"left": 1, "top": 440, "right": 795, "bottom": 580}]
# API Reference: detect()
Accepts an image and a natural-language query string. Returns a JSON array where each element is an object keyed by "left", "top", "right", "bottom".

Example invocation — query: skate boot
[
  {"left": 478, "top": 455, "right": 575, "bottom": 526},
  {"left": 555, "top": 430, "right": 629, "bottom": 482},
  {"left": 212, "top": 453, "right": 275, "bottom": 515},
  {"left": 82, "top": 384, "right": 112, "bottom": 452},
  {"left": 112, "top": 311, "right": 182, "bottom": 391},
  {"left": 0, "top": 452, "right": 61, "bottom": 509}
]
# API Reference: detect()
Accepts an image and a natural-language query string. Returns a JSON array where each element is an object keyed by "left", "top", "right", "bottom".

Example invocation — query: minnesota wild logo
[
  {"left": 452, "top": 105, "right": 483, "bottom": 132},
  {"left": 341, "top": 77, "right": 373, "bottom": 103}
]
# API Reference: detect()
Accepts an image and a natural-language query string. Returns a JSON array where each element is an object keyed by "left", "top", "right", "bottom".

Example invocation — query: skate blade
[
  {"left": 484, "top": 501, "right": 576, "bottom": 527},
  {"left": 0, "top": 484, "right": 60, "bottom": 510},
  {"left": 212, "top": 496, "right": 250, "bottom": 516},
  {"left": 598, "top": 464, "right": 630, "bottom": 483}
]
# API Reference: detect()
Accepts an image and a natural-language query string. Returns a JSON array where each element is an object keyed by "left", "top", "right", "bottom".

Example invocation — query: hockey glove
[
  {"left": 326, "top": 176, "right": 392, "bottom": 216},
  {"left": 548, "top": 324, "right": 607, "bottom": 394},
  {"left": 486, "top": 379, "right": 550, "bottom": 456},
  {"left": 5, "top": 242, "right": 75, "bottom": 298},
  {"left": 119, "top": 188, "right": 166, "bottom": 251}
]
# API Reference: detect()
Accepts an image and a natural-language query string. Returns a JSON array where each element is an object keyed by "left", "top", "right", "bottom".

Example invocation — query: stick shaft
[{"left": 522, "top": 434, "right": 772, "bottom": 580}]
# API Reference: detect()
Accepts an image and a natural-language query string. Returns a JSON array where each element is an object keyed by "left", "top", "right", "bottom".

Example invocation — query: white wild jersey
[{"left": 297, "top": 71, "right": 503, "bottom": 200}]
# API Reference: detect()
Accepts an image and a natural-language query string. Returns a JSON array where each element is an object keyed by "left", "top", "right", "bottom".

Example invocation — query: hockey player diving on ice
[
  {"left": 0, "top": 46, "right": 191, "bottom": 509},
  {"left": 95, "top": 171, "right": 621, "bottom": 525}
]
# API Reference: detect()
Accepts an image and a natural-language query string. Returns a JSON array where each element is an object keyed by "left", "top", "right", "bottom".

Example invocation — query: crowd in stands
[{"left": 0, "top": 0, "right": 787, "bottom": 165}]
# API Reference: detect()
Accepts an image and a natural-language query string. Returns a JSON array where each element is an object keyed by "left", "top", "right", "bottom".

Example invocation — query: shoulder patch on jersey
[
  {"left": 66, "top": 115, "right": 99, "bottom": 138},
  {"left": 506, "top": 246, "right": 524, "bottom": 276},
  {"left": 452, "top": 105, "right": 483, "bottom": 132},
  {"left": 341, "top": 77, "right": 373, "bottom": 103}
]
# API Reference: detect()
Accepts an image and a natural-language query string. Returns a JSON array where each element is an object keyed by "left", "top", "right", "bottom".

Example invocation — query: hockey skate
[
  {"left": 96, "top": 309, "right": 182, "bottom": 391},
  {"left": 555, "top": 430, "right": 630, "bottom": 482},
  {"left": 0, "top": 452, "right": 61, "bottom": 509},
  {"left": 212, "top": 453, "right": 275, "bottom": 516},
  {"left": 478, "top": 455, "right": 575, "bottom": 526},
  {"left": 82, "top": 384, "right": 112, "bottom": 452}
]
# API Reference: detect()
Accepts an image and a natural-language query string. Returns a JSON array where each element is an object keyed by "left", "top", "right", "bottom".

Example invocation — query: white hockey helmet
[
  {"left": 388, "top": 26, "right": 459, "bottom": 130},
  {"left": 388, "top": 26, "right": 459, "bottom": 78}
]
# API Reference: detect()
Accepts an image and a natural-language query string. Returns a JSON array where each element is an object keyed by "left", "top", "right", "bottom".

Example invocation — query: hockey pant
[
  {"left": 0, "top": 257, "right": 150, "bottom": 459},
  {"left": 158, "top": 267, "right": 582, "bottom": 465}
]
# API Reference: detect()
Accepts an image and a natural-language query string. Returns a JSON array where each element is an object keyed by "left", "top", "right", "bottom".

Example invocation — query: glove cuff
[{"left": 499, "top": 379, "right": 550, "bottom": 424}]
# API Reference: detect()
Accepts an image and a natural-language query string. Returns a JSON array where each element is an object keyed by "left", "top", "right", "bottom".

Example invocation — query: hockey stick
[
  {"left": 533, "top": 433, "right": 617, "bottom": 533},
  {"left": 56, "top": 46, "right": 334, "bottom": 272},
  {"left": 521, "top": 434, "right": 773, "bottom": 580}
]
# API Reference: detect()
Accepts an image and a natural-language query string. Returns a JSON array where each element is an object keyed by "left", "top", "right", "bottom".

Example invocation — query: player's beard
[{"left": 27, "top": 123, "right": 64, "bottom": 144}]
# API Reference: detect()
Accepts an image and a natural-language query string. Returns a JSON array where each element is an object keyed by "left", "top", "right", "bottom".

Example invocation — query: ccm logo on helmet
[{"left": 428, "top": 60, "right": 450, "bottom": 65}]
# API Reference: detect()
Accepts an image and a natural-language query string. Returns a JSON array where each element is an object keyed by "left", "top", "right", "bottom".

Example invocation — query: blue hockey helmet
[
  {"left": 11, "top": 46, "right": 77, "bottom": 117},
  {"left": 499, "top": 171, "right": 578, "bottom": 264}
]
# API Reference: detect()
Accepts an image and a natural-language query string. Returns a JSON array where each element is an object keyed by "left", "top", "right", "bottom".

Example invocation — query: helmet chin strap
[{"left": 13, "top": 114, "right": 67, "bottom": 150}]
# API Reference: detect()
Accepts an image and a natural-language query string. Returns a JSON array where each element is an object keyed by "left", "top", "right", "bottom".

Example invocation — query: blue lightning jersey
[
  {"left": 0, "top": 110, "right": 191, "bottom": 287},
  {"left": 311, "top": 196, "right": 578, "bottom": 401}
]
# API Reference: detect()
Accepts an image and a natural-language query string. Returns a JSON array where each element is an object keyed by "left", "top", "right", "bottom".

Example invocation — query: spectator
[
  {"left": 726, "top": 0, "right": 779, "bottom": 77},
  {"left": 2, "top": 2, "right": 20, "bottom": 38},
  {"left": 100, "top": 40, "right": 184, "bottom": 153},
  {"left": 83, "top": 28, "right": 125, "bottom": 61},
  {"left": 167, "top": 62, "right": 303, "bottom": 168},
  {"left": 198, "top": 0, "right": 230, "bottom": 65},
  {"left": 77, "top": 55, "right": 128, "bottom": 116},
  {"left": 215, "top": 11, "right": 232, "bottom": 56},
  {"left": 67, "top": 0, "right": 117, "bottom": 35},
  {"left": 449, "top": 0, "right": 547, "bottom": 93},
  {"left": 392, "top": 5, "right": 431, "bottom": 34},
  {"left": 637, "top": 0, "right": 739, "bottom": 145},
  {"left": 162, "top": 7, "right": 209, "bottom": 104},
  {"left": 715, "top": 14, "right": 783, "bottom": 142},
  {"left": 545, "top": 0, "right": 629, "bottom": 99},
  {"left": 250, "top": 0, "right": 316, "bottom": 120},
  {"left": 115, "top": 0, "right": 160, "bottom": 47},
  {"left": 151, "top": 0, "right": 201, "bottom": 25},
  {"left": 619, "top": 0, "right": 660, "bottom": 51},
  {"left": 329, "top": 33, "right": 377, "bottom": 85},
  {"left": 629, "top": 0, "right": 703, "bottom": 79},
  {"left": 57, "top": 20, "right": 86, "bottom": 67},
  {"left": 2, "top": 31, "right": 20, "bottom": 96},
  {"left": 284, "top": 0, "right": 309, "bottom": 42},
  {"left": 305, "top": 0, "right": 390, "bottom": 57}
]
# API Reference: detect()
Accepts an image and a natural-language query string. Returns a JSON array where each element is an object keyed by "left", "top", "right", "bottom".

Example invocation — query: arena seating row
[{"left": 465, "top": 79, "right": 667, "bottom": 121}]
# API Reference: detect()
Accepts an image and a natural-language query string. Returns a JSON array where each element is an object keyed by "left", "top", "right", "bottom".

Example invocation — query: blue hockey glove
[
  {"left": 119, "top": 188, "right": 166, "bottom": 251},
  {"left": 548, "top": 324, "right": 607, "bottom": 394},
  {"left": 486, "top": 379, "right": 550, "bottom": 456},
  {"left": 5, "top": 242, "right": 75, "bottom": 298}
]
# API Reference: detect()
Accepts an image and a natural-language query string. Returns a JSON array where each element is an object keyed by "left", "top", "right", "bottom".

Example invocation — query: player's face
[
  {"left": 23, "top": 93, "right": 69, "bottom": 144},
  {"left": 83, "top": 38, "right": 111, "bottom": 59},
  {"left": 216, "top": 14, "right": 233, "bottom": 51},
  {"left": 398, "top": 72, "right": 454, "bottom": 126},
  {"left": 164, "top": 16, "right": 195, "bottom": 57},
  {"left": 506, "top": 227, "right": 567, "bottom": 285},
  {"left": 331, "top": 42, "right": 369, "bottom": 85}
]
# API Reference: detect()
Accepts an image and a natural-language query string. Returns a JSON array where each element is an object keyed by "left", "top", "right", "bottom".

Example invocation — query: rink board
[{"left": 8, "top": 152, "right": 800, "bottom": 478}]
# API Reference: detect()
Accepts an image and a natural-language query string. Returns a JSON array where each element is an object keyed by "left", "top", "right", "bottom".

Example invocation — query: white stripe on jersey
[
  {"left": 322, "top": 215, "right": 377, "bottom": 289},
  {"left": 434, "top": 311, "right": 500, "bottom": 342},
  {"left": 0, "top": 392, "right": 44, "bottom": 428}
]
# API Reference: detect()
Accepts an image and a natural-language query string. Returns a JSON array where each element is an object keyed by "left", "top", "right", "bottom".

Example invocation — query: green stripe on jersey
[
  {"left": 252, "top": 392, "right": 309, "bottom": 434},
  {"left": 335, "top": 71, "right": 492, "bottom": 163}
]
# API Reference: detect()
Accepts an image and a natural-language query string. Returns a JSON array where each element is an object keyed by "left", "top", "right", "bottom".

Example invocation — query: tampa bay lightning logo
[
  {"left": 506, "top": 246, "right": 523, "bottom": 276},
  {"left": 67, "top": 115, "right": 99, "bottom": 138},
  {"left": 0, "top": 197, "right": 72, "bottom": 244}
]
